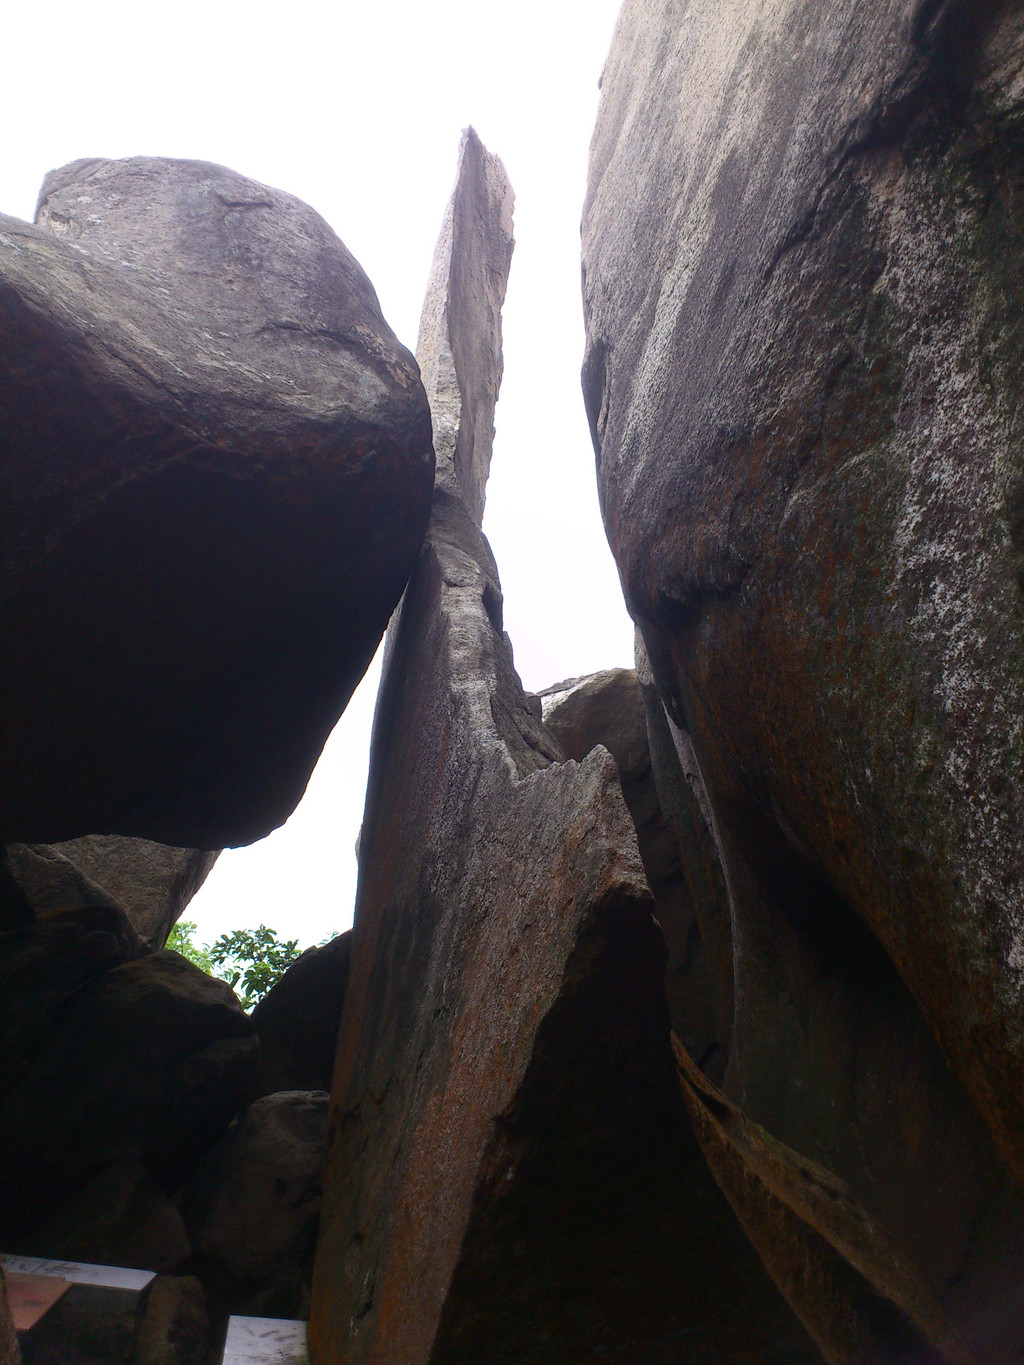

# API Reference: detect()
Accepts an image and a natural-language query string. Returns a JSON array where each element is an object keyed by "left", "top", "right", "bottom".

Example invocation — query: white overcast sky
[{"left": 6, "top": 0, "right": 633, "bottom": 948}]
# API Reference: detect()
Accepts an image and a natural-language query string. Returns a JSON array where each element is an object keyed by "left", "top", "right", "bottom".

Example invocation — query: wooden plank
[{"left": 6, "top": 1273, "right": 70, "bottom": 1332}]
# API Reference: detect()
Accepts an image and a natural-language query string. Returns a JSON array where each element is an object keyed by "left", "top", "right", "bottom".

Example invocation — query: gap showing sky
[{"left": 5, "top": 0, "right": 634, "bottom": 948}]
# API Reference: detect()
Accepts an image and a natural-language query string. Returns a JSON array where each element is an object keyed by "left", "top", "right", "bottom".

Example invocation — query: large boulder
[
  {"left": 309, "top": 130, "right": 821, "bottom": 1365},
  {"left": 182, "top": 1090, "right": 328, "bottom": 1318},
  {"left": 0, "top": 156, "right": 433, "bottom": 849},
  {"left": 583, "top": 5, "right": 1024, "bottom": 1360},
  {"left": 250, "top": 931, "right": 351, "bottom": 1098},
  {"left": 0, "top": 914, "right": 257, "bottom": 1243}
]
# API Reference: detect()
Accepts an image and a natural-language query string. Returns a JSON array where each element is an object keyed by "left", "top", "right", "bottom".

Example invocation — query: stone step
[
  {"left": 223, "top": 1315, "right": 308, "bottom": 1364},
  {"left": 4, "top": 1255, "right": 308, "bottom": 1363},
  {"left": 3, "top": 1253, "right": 154, "bottom": 1292}
]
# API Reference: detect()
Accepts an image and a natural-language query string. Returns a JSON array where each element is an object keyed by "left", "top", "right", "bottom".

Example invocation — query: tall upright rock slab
[
  {"left": 584, "top": 5, "right": 1024, "bottom": 1361},
  {"left": 0, "top": 156, "right": 433, "bottom": 849},
  {"left": 310, "top": 130, "right": 821, "bottom": 1365}
]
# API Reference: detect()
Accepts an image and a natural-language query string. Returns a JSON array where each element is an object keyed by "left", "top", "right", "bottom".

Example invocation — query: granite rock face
[
  {"left": 539, "top": 666, "right": 724, "bottom": 1075},
  {"left": 132, "top": 1275, "right": 212, "bottom": 1365},
  {"left": 584, "top": 4, "right": 1024, "bottom": 1360},
  {"left": 48, "top": 837, "right": 219, "bottom": 948},
  {"left": 250, "top": 932, "right": 351, "bottom": 1097},
  {"left": 309, "top": 130, "right": 821, "bottom": 1365},
  {"left": 3, "top": 839, "right": 217, "bottom": 948},
  {"left": 0, "top": 156, "right": 433, "bottom": 849},
  {"left": 414, "top": 129, "right": 513, "bottom": 524},
  {"left": 22, "top": 1159, "right": 191, "bottom": 1274},
  {"left": 0, "top": 909, "right": 257, "bottom": 1243},
  {"left": 183, "top": 1090, "right": 328, "bottom": 1318}
]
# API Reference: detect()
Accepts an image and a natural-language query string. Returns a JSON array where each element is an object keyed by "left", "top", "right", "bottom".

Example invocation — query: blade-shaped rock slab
[
  {"left": 0, "top": 156, "right": 432, "bottom": 848},
  {"left": 310, "top": 129, "right": 821, "bottom": 1365},
  {"left": 415, "top": 129, "right": 513, "bottom": 525},
  {"left": 583, "top": 0, "right": 1024, "bottom": 1199}
]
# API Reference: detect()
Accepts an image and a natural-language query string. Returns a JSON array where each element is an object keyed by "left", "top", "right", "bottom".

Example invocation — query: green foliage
[
  {"left": 166, "top": 919, "right": 214, "bottom": 974},
  {"left": 208, "top": 924, "right": 303, "bottom": 1011}
]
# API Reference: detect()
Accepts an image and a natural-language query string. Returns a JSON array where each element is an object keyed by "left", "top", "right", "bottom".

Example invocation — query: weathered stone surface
[
  {"left": 414, "top": 128, "right": 513, "bottom": 524},
  {"left": 584, "top": 9, "right": 1024, "bottom": 1359},
  {"left": 309, "top": 131, "right": 820, "bottom": 1365},
  {"left": 250, "top": 933, "right": 351, "bottom": 1098},
  {"left": 182, "top": 1091, "right": 327, "bottom": 1318},
  {"left": 539, "top": 665, "right": 724, "bottom": 1074},
  {"left": 0, "top": 930, "right": 257, "bottom": 1243},
  {"left": 1, "top": 845, "right": 118, "bottom": 927},
  {"left": 0, "top": 1267, "right": 20, "bottom": 1365},
  {"left": 132, "top": 1275, "right": 212, "bottom": 1365},
  {"left": 0, "top": 155, "right": 433, "bottom": 849},
  {"left": 22, "top": 1160, "right": 191, "bottom": 1275},
  {"left": 49, "top": 838, "right": 219, "bottom": 949},
  {"left": 427, "top": 905, "right": 821, "bottom": 1365},
  {"left": 3, "top": 839, "right": 215, "bottom": 949},
  {"left": 0, "top": 905, "right": 143, "bottom": 1097}
]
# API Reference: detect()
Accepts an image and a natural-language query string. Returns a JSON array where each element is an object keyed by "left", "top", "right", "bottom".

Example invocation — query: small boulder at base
[
  {"left": 250, "top": 932, "right": 351, "bottom": 1098},
  {"left": 182, "top": 1090, "right": 328, "bottom": 1319},
  {"left": 132, "top": 1275, "right": 213, "bottom": 1365},
  {"left": 0, "top": 156, "right": 433, "bottom": 850}
]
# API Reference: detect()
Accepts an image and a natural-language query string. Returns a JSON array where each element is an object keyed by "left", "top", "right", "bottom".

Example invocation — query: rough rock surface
[
  {"left": 182, "top": 1090, "right": 328, "bottom": 1318},
  {"left": 0, "top": 845, "right": 119, "bottom": 933},
  {"left": 22, "top": 1159, "right": 191, "bottom": 1274},
  {"left": 250, "top": 933, "right": 351, "bottom": 1097},
  {"left": 49, "top": 837, "right": 218, "bottom": 948},
  {"left": 0, "top": 1268, "right": 19, "bottom": 1365},
  {"left": 0, "top": 913, "right": 257, "bottom": 1243},
  {"left": 309, "top": 130, "right": 819, "bottom": 1365},
  {"left": 539, "top": 666, "right": 724, "bottom": 1073},
  {"left": 414, "top": 129, "right": 513, "bottom": 524},
  {"left": 132, "top": 1275, "right": 212, "bottom": 1365},
  {"left": 2, "top": 839, "right": 216, "bottom": 948},
  {"left": 583, "top": 7, "right": 1024, "bottom": 1360},
  {"left": 672, "top": 1036, "right": 975, "bottom": 1365},
  {"left": 0, "top": 156, "right": 433, "bottom": 849}
]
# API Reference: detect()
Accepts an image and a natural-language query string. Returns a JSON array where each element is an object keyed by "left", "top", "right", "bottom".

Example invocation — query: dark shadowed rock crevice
[
  {"left": 182, "top": 1090, "right": 328, "bottom": 1319},
  {"left": 538, "top": 664, "right": 726, "bottom": 1078}
]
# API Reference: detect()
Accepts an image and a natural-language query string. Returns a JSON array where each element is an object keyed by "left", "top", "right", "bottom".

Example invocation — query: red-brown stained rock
[{"left": 309, "top": 131, "right": 822, "bottom": 1365}]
